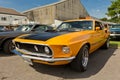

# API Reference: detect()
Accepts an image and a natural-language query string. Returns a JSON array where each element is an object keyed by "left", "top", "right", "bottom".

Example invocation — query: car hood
[
  {"left": 0, "top": 31, "right": 28, "bottom": 36},
  {"left": 20, "top": 32, "right": 70, "bottom": 41},
  {"left": 110, "top": 28, "right": 120, "bottom": 32},
  {"left": 17, "top": 30, "right": 92, "bottom": 45}
]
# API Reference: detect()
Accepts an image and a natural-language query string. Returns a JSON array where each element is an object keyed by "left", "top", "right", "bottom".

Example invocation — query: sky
[{"left": 0, "top": 0, "right": 111, "bottom": 18}]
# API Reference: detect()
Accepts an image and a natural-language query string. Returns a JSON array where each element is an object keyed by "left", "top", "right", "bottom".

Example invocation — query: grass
[{"left": 110, "top": 41, "right": 120, "bottom": 48}]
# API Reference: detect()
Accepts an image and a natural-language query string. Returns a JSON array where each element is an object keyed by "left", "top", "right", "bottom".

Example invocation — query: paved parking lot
[{"left": 0, "top": 47, "right": 120, "bottom": 80}]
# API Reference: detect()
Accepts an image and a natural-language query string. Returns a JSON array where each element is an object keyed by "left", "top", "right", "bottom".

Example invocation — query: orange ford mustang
[{"left": 12, "top": 18, "right": 110, "bottom": 72}]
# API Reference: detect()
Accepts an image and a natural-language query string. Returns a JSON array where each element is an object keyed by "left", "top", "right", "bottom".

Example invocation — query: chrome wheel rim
[
  {"left": 82, "top": 48, "right": 89, "bottom": 67},
  {"left": 9, "top": 42, "right": 15, "bottom": 52}
]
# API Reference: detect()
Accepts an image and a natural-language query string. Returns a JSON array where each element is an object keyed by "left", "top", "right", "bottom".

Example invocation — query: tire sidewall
[
  {"left": 3, "top": 39, "right": 14, "bottom": 54},
  {"left": 106, "top": 38, "right": 110, "bottom": 48},
  {"left": 80, "top": 45, "right": 89, "bottom": 71},
  {"left": 71, "top": 45, "right": 89, "bottom": 72}
]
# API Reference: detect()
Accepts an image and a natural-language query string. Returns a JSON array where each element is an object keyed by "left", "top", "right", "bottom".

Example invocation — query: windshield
[
  {"left": 15, "top": 25, "right": 33, "bottom": 31},
  {"left": 57, "top": 21, "right": 93, "bottom": 32},
  {"left": 33, "top": 25, "right": 53, "bottom": 32}
]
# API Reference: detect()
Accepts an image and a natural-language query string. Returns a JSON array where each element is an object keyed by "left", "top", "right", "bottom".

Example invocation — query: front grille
[
  {"left": 111, "top": 31, "right": 120, "bottom": 34},
  {"left": 15, "top": 42, "right": 52, "bottom": 55}
]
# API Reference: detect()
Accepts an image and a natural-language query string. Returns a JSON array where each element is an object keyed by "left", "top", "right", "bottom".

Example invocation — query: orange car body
[{"left": 13, "top": 18, "right": 110, "bottom": 65}]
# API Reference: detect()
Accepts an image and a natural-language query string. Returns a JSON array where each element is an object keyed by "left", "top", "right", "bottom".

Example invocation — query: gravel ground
[{"left": 0, "top": 47, "right": 120, "bottom": 80}]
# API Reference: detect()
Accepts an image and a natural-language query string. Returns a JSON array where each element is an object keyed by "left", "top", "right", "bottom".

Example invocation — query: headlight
[
  {"left": 62, "top": 46, "right": 70, "bottom": 53},
  {"left": 44, "top": 46, "right": 50, "bottom": 54}
]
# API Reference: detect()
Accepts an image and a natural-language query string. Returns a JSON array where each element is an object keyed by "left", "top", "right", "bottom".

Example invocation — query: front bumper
[
  {"left": 12, "top": 49, "right": 75, "bottom": 65},
  {"left": 110, "top": 34, "right": 120, "bottom": 36},
  {"left": 110, "top": 34, "right": 120, "bottom": 39}
]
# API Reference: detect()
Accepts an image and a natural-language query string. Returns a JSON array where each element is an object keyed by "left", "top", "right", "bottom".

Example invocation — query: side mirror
[
  {"left": 95, "top": 27, "right": 100, "bottom": 31},
  {"left": 104, "top": 28, "right": 108, "bottom": 33}
]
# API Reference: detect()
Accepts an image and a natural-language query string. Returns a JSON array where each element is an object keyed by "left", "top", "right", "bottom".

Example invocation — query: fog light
[
  {"left": 62, "top": 46, "right": 70, "bottom": 53},
  {"left": 44, "top": 46, "right": 50, "bottom": 54}
]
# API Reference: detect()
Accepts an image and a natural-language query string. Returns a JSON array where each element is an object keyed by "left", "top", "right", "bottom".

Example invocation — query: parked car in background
[
  {"left": 13, "top": 17, "right": 110, "bottom": 72},
  {"left": 0, "top": 24, "right": 53, "bottom": 54},
  {"left": 110, "top": 24, "right": 120, "bottom": 40},
  {"left": 0, "top": 26, "right": 14, "bottom": 32},
  {"left": 0, "top": 25, "right": 5, "bottom": 32}
]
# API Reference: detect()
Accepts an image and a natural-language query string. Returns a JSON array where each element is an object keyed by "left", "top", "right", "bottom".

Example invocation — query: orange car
[{"left": 13, "top": 18, "right": 110, "bottom": 72}]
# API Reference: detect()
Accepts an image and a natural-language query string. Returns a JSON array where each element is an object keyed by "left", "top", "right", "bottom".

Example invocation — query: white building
[{"left": 0, "top": 7, "right": 28, "bottom": 26}]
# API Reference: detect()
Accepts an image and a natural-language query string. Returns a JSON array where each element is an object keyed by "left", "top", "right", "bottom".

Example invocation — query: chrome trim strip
[
  {"left": 22, "top": 55, "right": 75, "bottom": 62},
  {"left": 12, "top": 49, "right": 75, "bottom": 62},
  {"left": 110, "top": 34, "right": 120, "bottom": 36},
  {"left": 16, "top": 42, "right": 48, "bottom": 46},
  {"left": 16, "top": 48, "right": 52, "bottom": 58}
]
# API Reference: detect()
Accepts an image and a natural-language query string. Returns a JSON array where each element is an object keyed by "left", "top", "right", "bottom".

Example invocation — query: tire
[
  {"left": 3, "top": 39, "right": 15, "bottom": 54},
  {"left": 101, "top": 38, "right": 110, "bottom": 49},
  {"left": 70, "top": 45, "right": 89, "bottom": 72},
  {"left": 29, "top": 62, "right": 40, "bottom": 68}
]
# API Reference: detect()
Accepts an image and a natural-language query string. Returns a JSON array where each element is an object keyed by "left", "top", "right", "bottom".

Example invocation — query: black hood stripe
[{"left": 21, "top": 32, "right": 69, "bottom": 41}]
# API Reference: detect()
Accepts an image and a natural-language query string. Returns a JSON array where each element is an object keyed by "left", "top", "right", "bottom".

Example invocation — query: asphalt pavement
[{"left": 0, "top": 47, "right": 120, "bottom": 80}]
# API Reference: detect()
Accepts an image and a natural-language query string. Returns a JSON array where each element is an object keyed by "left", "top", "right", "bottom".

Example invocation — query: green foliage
[
  {"left": 100, "top": 17, "right": 108, "bottom": 21},
  {"left": 110, "top": 41, "right": 120, "bottom": 47},
  {"left": 106, "top": 0, "right": 120, "bottom": 23}
]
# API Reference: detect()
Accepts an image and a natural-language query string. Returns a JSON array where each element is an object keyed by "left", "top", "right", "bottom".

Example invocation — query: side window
[
  {"left": 21, "top": 25, "right": 31, "bottom": 31},
  {"left": 1, "top": 17, "right": 7, "bottom": 21},
  {"left": 33, "top": 25, "right": 47, "bottom": 31},
  {"left": 47, "top": 27, "right": 53, "bottom": 30},
  {"left": 100, "top": 23, "right": 105, "bottom": 29},
  {"left": 95, "top": 21, "right": 103, "bottom": 30},
  {"left": 58, "top": 23, "right": 72, "bottom": 31}
]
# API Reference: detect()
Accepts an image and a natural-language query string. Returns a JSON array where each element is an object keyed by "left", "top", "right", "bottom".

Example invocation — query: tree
[
  {"left": 100, "top": 17, "right": 108, "bottom": 21},
  {"left": 106, "top": 0, "right": 120, "bottom": 23}
]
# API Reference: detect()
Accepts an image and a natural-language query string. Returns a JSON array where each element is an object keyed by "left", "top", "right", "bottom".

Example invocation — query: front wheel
[
  {"left": 3, "top": 39, "right": 15, "bottom": 54},
  {"left": 70, "top": 45, "right": 89, "bottom": 72}
]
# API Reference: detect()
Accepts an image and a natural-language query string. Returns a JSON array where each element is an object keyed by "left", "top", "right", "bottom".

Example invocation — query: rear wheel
[
  {"left": 3, "top": 39, "right": 15, "bottom": 54},
  {"left": 70, "top": 45, "right": 89, "bottom": 72},
  {"left": 101, "top": 38, "right": 110, "bottom": 49}
]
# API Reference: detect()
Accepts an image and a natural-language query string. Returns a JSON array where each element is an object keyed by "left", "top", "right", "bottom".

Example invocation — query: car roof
[
  {"left": 20, "top": 24, "right": 52, "bottom": 27},
  {"left": 64, "top": 17, "right": 103, "bottom": 23}
]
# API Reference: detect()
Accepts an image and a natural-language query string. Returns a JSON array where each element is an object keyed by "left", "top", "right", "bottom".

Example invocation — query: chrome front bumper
[
  {"left": 12, "top": 49, "right": 75, "bottom": 62},
  {"left": 110, "top": 34, "right": 120, "bottom": 36}
]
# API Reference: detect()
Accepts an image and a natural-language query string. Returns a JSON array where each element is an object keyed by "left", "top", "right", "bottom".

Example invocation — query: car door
[
  {"left": 95, "top": 21, "right": 105, "bottom": 47},
  {"left": 90, "top": 21, "right": 104, "bottom": 51}
]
